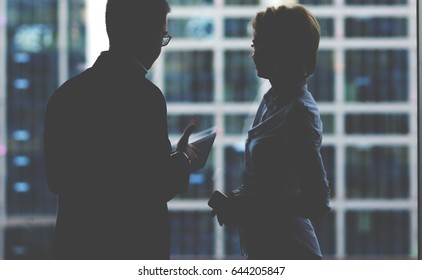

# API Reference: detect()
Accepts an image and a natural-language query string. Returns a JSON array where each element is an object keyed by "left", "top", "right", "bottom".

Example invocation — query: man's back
[{"left": 44, "top": 52, "right": 179, "bottom": 259}]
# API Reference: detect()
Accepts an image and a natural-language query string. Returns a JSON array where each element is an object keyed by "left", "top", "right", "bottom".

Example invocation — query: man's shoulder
[
  {"left": 142, "top": 77, "right": 162, "bottom": 94},
  {"left": 46, "top": 68, "right": 96, "bottom": 113},
  {"left": 54, "top": 67, "right": 94, "bottom": 95}
]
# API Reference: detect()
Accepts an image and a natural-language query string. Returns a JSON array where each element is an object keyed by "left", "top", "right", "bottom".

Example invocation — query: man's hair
[
  {"left": 106, "top": 0, "right": 170, "bottom": 45},
  {"left": 252, "top": 4, "right": 320, "bottom": 76}
]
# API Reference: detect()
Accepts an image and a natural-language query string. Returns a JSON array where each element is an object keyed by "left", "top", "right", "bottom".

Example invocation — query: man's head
[{"left": 105, "top": 0, "right": 170, "bottom": 68}]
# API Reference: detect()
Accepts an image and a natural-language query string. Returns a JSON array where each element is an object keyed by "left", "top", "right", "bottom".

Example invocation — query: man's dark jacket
[{"left": 44, "top": 51, "right": 190, "bottom": 259}]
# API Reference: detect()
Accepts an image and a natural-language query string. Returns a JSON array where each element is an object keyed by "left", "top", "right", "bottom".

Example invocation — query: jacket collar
[
  {"left": 248, "top": 86, "right": 308, "bottom": 138},
  {"left": 263, "top": 82, "right": 307, "bottom": 111}
]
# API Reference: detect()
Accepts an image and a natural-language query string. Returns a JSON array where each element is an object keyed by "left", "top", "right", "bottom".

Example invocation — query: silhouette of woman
[{"left": 211, "top": 4, "right": 331, "bottom": 260}]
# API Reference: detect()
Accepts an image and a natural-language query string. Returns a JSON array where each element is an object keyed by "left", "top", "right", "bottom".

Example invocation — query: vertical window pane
[
  {"left": 321, "top": 114, "right": 335, "bottom": 134},
  {"left": 346, "top": 17, "right": 407, "bottom": 37},
  {"left": 308, "top": 50, "right": 335, "bottom": 102},
  {"left": 224, "top": 50, "right": 258, "bottom": 102},
  {"left": 346, "top": 146, "right": 409, "bottom": 198},
  {"left": 345, "top": 50, "right": 408, "bottom": 101},
  {"left": 165, "top": 51, "right": 214, "bottom": 102},
  {"left": 318, "top": 18, "right": 334, "bottom": 37},
  {"left": 346, "top": 211, "right": 410, "bottom": 256}
]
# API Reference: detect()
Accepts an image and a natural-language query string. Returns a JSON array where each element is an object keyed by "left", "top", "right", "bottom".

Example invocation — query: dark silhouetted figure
[
  {"left": 44, "top": 0, "right": 199, "bottom": 260},
  {"left": 210, "top": 4, "right": 331, "bottom": 260}
]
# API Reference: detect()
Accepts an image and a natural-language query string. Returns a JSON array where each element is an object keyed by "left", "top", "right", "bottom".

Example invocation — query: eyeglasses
[
  {"left": 251, "top": 40, "right": 256, "bottom": 49},
  {"left": 162, "top": 31, "right": 172, "bottom": 47}
]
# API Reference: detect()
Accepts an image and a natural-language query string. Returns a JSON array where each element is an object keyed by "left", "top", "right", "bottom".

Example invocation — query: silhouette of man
[{"left": 44, "top": 0, "right": 198, "bottom": 260}]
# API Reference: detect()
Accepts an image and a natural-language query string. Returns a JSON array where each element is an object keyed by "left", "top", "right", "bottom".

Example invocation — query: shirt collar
[
  {"left": 100, "top": 51, "right": 148, "bottom": 76},
  {"left": 263, "top": 83, "right": 307, "bottom": 111},
  {"left": 263, "top": 89, "right": 279, "bottom": 111}
]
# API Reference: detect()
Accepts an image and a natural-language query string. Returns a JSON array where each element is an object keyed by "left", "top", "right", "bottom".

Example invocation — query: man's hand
[{"left": 176, "top": 124, "right": 201, "bottom": 170}]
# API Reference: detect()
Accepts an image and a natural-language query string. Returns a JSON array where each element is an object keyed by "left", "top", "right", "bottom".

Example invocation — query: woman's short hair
[
  {"left": 252, "top": 5, "right": 320, "bottom": 77},
  {"left": 106, "top": 0, "right": 170, "bottom": 45}
]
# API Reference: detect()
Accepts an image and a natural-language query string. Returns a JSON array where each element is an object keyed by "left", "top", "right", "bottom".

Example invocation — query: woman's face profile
[{"left": 251, "top": 34, "right": 272, "bottom": 79}]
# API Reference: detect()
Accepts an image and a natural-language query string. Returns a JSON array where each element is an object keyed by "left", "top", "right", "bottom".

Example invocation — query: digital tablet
[{"left": 189, "top": 127, "right": 217, "bottom": 171}]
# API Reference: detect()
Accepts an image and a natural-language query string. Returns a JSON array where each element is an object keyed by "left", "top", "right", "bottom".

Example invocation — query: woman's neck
[{"left": 269, "top": 76, "right": 306, "bottom": 92}]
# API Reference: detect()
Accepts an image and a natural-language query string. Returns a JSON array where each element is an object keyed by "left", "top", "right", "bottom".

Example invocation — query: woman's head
[{"left": 251, "top": 5, "right": 320, "bottom": 81}]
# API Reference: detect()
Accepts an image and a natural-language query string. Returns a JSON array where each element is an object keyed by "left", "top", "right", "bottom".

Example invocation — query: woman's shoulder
[{"left": 287, "top": 88, "right": 317, "bottom": 114}]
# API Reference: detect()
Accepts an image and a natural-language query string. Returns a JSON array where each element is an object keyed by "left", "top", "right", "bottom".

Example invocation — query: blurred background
[{"left": 0, "top": 0, "right": 418, "bottom": 259}]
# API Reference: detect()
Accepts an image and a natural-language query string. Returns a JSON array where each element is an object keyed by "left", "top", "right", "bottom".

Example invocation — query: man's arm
[{"left": 44, "top": 92, "right": 72, "bottom": 194}]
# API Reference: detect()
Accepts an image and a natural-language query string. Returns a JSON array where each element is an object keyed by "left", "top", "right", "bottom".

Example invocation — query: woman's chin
[{"left": 256, "top": 70, "right": 268, "bottom": 79}]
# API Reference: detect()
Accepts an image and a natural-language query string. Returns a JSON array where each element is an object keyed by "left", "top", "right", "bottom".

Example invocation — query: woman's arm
[{"left": 286, "top": 102, "right": 331, "bottom": 220}]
